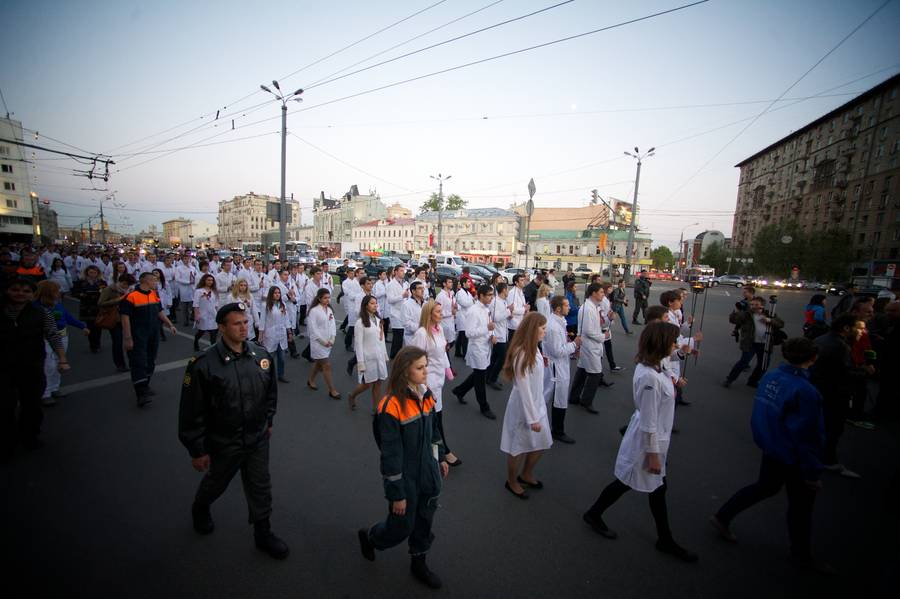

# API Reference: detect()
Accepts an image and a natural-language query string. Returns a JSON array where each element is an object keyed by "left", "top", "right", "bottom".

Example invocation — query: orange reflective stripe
[
  {"left": 378, "top": 394, "right": 435, "bottom": 423},
  {"left": 125, "top": 290, "right": 161, "bottom": 306}
]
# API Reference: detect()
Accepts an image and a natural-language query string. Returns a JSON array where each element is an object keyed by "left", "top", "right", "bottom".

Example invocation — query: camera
[
  {"left": 734, "top": 301, "right": 747, "bottom": 311},
  {"left": 691, "top": 283, "right": 706, "bottom": 294},
  {"left": 768, "top": 295, "right": 778, "bottom": 305}
]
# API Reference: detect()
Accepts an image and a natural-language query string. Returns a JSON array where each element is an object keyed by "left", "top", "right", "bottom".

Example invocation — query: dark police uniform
[{"left": 178, "top": 336, "right": 277, "bottom": 525}]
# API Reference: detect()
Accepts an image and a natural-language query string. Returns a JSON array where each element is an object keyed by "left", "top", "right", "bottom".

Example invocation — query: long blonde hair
[
  {"left": 501, "top": 312, "right": 547, "bottom": 380},
  {"left": 230, "top": 278, "right": 252, "bottom": 302},
  {"left": 419, "top": 299, "right": 441, "bottom": 341},
  {"left": 538, "top": 284, "right": 552, "bottom": 299}
]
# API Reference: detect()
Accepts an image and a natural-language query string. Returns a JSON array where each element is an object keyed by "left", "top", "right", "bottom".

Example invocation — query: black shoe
[
  {"left": 452, "top": 388, "right": 467, "bottom": 405},
  {"left": 584, "top": 405, "right": 599, "bottom": 415},
  {"left": 610, "top": 366, "right": 623, "bottom": 372},
  {"left": 722, "top": 379, "right": 732, "bottom": 388},
  {"left": 254, "top": 520, "right": 290, "bottom": 560},
  {"left": 504, "top": 481, "right": 529, "bottom": 500},
  {"left": 357, "top": 528, "right": 375, "bottom": 561},
  {"left": 487, "top": 381, "right": 503, "bottom": 391},
  {"left": 517, "top": 476, "right": 544, "bottom": 489},
  {"left": 136, "top": 390, "right": 153, "bottom": 407},
  {"left": 144, "top": 388, "right": 157, "bottom": 397},
  {"left": 116, "top": 366, "right": 130, "bottom": 373},
  {"left": 410, "top": 554, "right": 442, "bottom": 589},
  {"left": 193, "top": 343, "right": 200, "bottom": 352},
  {"left": 747, "top": 382, "right": 759, "bottom": 389},
  {"left": 676, "top": 399, "right": 691, "bottom": 406},
  {"left": 278, "top": 377, "right": 290, "bottom": 383},
  {"left": 583, "top": 512, "right": 617, "bottom": 539},
  {"left": 655, "top": 539, "right": 698, "bottom": 563},
  {"left": 553, "top": 432, "right": 576, "bottom": 444},
  {"left": 599, "top": 379, "right": 615, "bottom": 388},
  {"left": 481, "top": 409, "right": 497, "bottom": 420},
  {"left": 192, "top": 503, "right": 214, "bottom": 535}
]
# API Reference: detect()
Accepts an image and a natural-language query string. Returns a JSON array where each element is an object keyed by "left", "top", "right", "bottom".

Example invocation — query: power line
[
  {"left": 655, "top": 0, "right": 894, "bottom": 208},
  {"left": 113, "top": 130, "right": 279, "bottom": 158},
  {"left": 0, "top": 137, "right": 111, "bottom": 163}
]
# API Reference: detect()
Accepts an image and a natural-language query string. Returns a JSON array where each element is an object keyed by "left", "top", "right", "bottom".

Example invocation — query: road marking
[
  {"left": 60, "top": 357, "right": 194, "bottom": 394},
  {"left": 724, "top": 290, "right": 730, "bottom": 296}
]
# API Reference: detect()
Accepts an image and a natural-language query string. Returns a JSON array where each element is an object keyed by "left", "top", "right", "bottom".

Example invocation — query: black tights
[
  {"left": 585, "top": 477, "right": 673, "bottom": 542},
  {"left": 194, "top": 329, "right": 218, "bottom": 348}
]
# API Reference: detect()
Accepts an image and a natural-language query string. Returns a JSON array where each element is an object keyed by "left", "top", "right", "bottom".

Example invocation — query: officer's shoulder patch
[
  {"left": 183, "top": 373, "right": 192, "bottom": 387},
  {"left": 259, "top": 358, "right": 270, "bottom": 370}
]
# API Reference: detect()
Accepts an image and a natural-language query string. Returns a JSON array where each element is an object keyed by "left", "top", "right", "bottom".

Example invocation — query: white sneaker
[
  {"left": 839, "top": 467, "right": 861, "bottom": 479},
  {"left": 823, "top": 464, "right": 844, "bottom": 472}
]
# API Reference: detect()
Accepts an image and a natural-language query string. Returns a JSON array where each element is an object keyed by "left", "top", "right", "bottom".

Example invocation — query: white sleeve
[
  {"left": 517, "top": 360, "right": 540, "bottom": 425},
  {"left": 403, "top": 302, "right": 419, "bottom": 335},
  {"left": 354, "top": 321, "right": 367, "bottom": 371},
  {"left": 636, "top": 375, "right": 661, "bottom": 453}
]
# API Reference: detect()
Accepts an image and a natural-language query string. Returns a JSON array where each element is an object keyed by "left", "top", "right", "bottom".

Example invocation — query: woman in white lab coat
[
  {"left": 306, "top": 287, "right": 340, "bottom": 399},
  {"left": 500, "top": 312, "right": 551, "bottom": 499},
  {"left": 228, "top": 277, "right": 257, "bottom": 340},
  {"left": 411, "top": 300, "right": 461, "bottom": 467},
  {"left": 192, "top": 274, "right": 219, "bottom": 351},
  {"left": 542, "top": 295, "right": 580, "bottom": 444},
  {"left": 453, "top": 279, "right": 474, "bottom": 358},
  {"left": 348, "top": 294, "right": 388, "bottom": 411},
  {"left": 581, "top": 321, "right": 697, "bottom": 563},
  {"left": 535, "top": 284, "right": 553, "bottom": 320},
  {"left": 257, "top": 286, "right": 291, "bottom": 382},
  {"left": 435, "top": 277, "right": 457, "bottom": 357}
]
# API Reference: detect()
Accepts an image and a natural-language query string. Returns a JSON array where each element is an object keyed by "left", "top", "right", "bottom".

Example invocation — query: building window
[
  {"left": 6, "top": 199, "right": 16, "bottom": 208},
  {"left": 858, "top": 232, "right": 865, "bottom": 244},
  {"left": 3, "top": 181, "right": 14, "bottom": 191},
  {"left": 0, "top": 164, "right": 11, "bottom": 173}
]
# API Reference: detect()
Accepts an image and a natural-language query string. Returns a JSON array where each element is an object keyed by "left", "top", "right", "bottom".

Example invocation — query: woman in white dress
[
  {"left": 48, "top": 258, "right": 73, "bottom": 295},
  {"left": 192, "top": 274, "right": 219, "bottom": 351},
  {"left": 348, "top": 294, "right": 388, "bottom": 411},
  {"left": 535, "top": 284, "right": 553, "bottom": 320},
  {"left": 257, "top": 286, "right": 291, "bottom": 383},
  {"left": 581, "top": 321, "right": 697, "bottom": 562},
  {"left": 306, "top": 287, "right": 340, "bottom": 399},
  {"left": 411, "top": 300, "right": 461, "bottom": 467},
  {"left": 500, "top": 312, "right": 551, "bottom": 499},
  {"left": 228, "top": 277, "right": 257, "bottom": 340},
  {"left": 435, "top": 277, "right": 457, "bottom": 360}
]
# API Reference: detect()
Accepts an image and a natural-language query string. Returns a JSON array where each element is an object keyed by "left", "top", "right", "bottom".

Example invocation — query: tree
[
  {"left": 752, "top": 221, "right": 807, "bottom": 277},
  {"left": 700, "top": 241, "right": 729, "bottom": 274},
  {"left": 650, "top": 246, "right": 674, "bottom": 271},
  {"left": 803, "top": 228, "right": 852, "bottom": 281},
  {"left": 419, "top": 193, "right": 466, "bottom": 213}
]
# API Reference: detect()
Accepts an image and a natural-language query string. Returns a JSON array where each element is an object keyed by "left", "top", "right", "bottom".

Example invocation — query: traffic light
[{"left": 591, "top": 189, "right": 598, "bottom": 204}]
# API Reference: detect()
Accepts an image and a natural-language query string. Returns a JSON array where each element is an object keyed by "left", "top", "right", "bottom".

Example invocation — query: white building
[
  {"left": 218, "top": 192, "right": 300, "bottom": 247},
  {"left": 0, "top": 117, "right": 37, "bottom": 244},
  {"left": 414, "top": 208, "right": 521, "bottom": 265},
  {"left": 313, "top": 185, "right": 388, "bottom": 246},
  {"left": 163, "top": 217, "right": 218, "bottom": 247},
  {"left": 354, "top": 218, "right": 416, "bottom": 253}
]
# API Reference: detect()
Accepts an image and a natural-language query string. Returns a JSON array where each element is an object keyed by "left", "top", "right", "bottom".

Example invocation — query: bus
[
  {"left": 683, "top": 265, "right": 716, "bottom": 287},
  {"left": 241, "top": 242, "right": 264, "bottom": 256}
]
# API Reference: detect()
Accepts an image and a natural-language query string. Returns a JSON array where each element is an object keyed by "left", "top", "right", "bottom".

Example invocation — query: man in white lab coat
[
  {"left": 451, "top": 284, "right": 497, "bottom": 420},
  {"left": 214, "top": 258, "right": 237, "bottom": 308},
  {"left": 544, "top": 295, "right": 581, "bottom": 442},
  {"left": 402, "top": 281, "right": 426, "bottom": 346},
  {"left": 386, "top": 266, "right": 410, "bottom": 358},
  {"left": 569, "top": 283, "right": 614, "bottom": 414}
]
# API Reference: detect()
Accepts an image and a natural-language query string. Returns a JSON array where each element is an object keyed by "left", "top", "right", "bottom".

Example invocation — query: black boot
[
  {"left": 357, "top": 528, "right": 375, "bottom": 561},
  {"left": 551, "top": 407, "right": 575, "bottom": 444},
  {"left": 410, "top": 554, "right": 442, "bottom": 589},
  {"left": 288, "top": 339, "right": 300, "bottom": 359},
  {"left": 136, "top": 386, "right": 152, "bottom": 408},
  {"left": 254, "top": 518, "right": 290, "bottom": 559},
  {"left": 655, "top": 538, "right": 698, "bottom": 563},
  {"left": 192, "top": 502, "right": 214, "bottom": 535}
]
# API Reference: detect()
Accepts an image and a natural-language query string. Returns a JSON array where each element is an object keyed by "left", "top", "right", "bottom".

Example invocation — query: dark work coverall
[
  {"left": 179, "top": 339, "right": 278, "bottom": 523},
  {"left": 366, "top": 387, "right": 445, "bottom": 555}
]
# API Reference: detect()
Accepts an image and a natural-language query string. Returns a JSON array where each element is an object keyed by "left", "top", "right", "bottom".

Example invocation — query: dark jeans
[
  {"left": 273, "top": 347, "right": 285, "bottom": 378},
  {"left": 454, "top": 368, "right": 489, "bottom": 412},
  {"left": 612, "top": 304, "right": 630, "bottom": 333},
  {"left": 569, "top": 367, "right": 602, "bottom": 407},
  {"left": 603, "top": 338, "right": 617, "bottom": 369},
  {"left": 298, "top": 304, "right": 307, "bottom": 326},
  {"left": 389, "top": 328, "right": 404, "bottom": 359},
  {"left": 585, "top": 477, "right": 673, "bottom": 542},
  {"left": 368, "top": 492, "right": 439, "bottom": 555},
  {"left": 194, "top": 329, "right": 218, "bottom": 348},
  {"left": 454, "top": 331, "right": 468, "bottom": 357},
  {"left": 822, "top": 394, "right": 847, "bottom": 466},
  {"left": 487, "top": 341, "right": 507, "bottom": 384},
  {"left": 848, "top": 378, "right": 868, "bottom": 421},
  {"left": 170, "top": 296, "right": 179, "bottom": 323},
  {"left": 194, "top": 439, "right": 273, "bottom": 524},
  {"left": 726, "top": 342, "right": 766, "bottom": 385},
  {"left": 345, "top": 325, "right": 355, "bottom": 352},
  {"left": 86, "top": 319, "right": 102, "bottom": 351},
  {"left": 181, "top": 300, "right": 193, "bottom": 325},
  {"left": 715, "top": 454, "right": 816, "bottom": 560},
  {"left": 2, "top": 365, "right": 45, "bottom": 451},
  {"left": 109, "top": 324, "right": 127, "bottom": 369},
  {"left": 632, "top": 297, "right": 648, "bottom": 323},
  {"left": 128, "top": 326, "right": 160, "bottom": 391}
]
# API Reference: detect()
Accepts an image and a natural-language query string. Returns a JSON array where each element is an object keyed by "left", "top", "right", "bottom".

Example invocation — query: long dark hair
[
  {"left": 152, "top": 268, "right": 166, "bottom": 289},
  {"left": 388, "top": 346, "right": 427, "bottom": 402},
  {"left": 197, "top": 273, "right": 216, "bottom": 291},
  {"left": 808, "top": 294, "right": 826, "bottom": 306},
  {"left": 635, "top": 321, "right": 679, "bottom": 368},
  {"left": 359, "top": 294, "right": 378, "bottom": 328},
  {"left": 311, "top": 288, "right": 331, "bottom": 312},
  {"left": 265, "top": 285, "right": 285, "bottom": 312}
]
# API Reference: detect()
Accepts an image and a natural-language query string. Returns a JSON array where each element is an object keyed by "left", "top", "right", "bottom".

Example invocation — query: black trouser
[
  {"left": 298, "top": 304, "right": 307, "bottom": 326},
  {"left": 848, "top": 378, "right": 868, "bottom": 421},
  {"left": 585, "top": 477, "right": 673, "bottom": 542},
  {"left": 603, "top": 338, "right": 617, "bottom": 369},
  {"left": 194, "top": 329, "right": 218, "bottom": 349},
  {"left": 170, "top": 296, "right": 179, "bottom": 323},
  {"left": 85, "top": 319, "right": 101, "bottom": 351},
  {"left": 507, "top": 327, "right": 516, "bottom": 346},
  {"left": 569, "top": 367, "right": 602, "bottom": 407},
  {"left": 551, "top": 406, "right": 568, "bottom": 435},
  {"left": 726, "top": 342, "right": 766, "bottom": 385},
  {"left": 340, "top": 314, "right": 348, "bottom": 330},
  {"left": 181, "top": 300, "right": 193, "bottom": 324},
  {"left": 455, "top": 331, "right": 468, "bottom": 357},
  {"left": 487, "top": 341, "right": 507, "bottom": 384},
  {"left": 822, "top": 393, "right": 847, "bottom": 466},
  {"left": 109, "top": 324, "right": 127, "bottom": 369},
  {"left": 368, "top": 491, "right": 439, "bottom": 555},
  {"left": 715, "top": 454, "right": 816, "bottom": 561},
  {"left": 345, "top": 325, "right": 355, "bottom": 352},
  {"left": 390, "top": 328, "right": 404, "bottom": 359},
  {"left": 454, "top": 368, "right": 489, "bottom": 412},
  {"left": 128, "top": 326, "right": 160, "bottom": 392},
  {"left": 632, "top": 297, "right": 648, "bottom": 323},
  {"left": 194, "top": 439, "right": 273, "bottom": 524},
  {"left": 2, "top": 365, "right": 45, "bottom": 452},
  {"left": 435, "top": 410, "right": 452, "bottom": 455}
]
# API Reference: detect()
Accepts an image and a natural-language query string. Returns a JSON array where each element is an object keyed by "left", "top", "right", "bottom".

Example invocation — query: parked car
[
  {"left": 803, "top": 281, "right": 828, "bottom": 291},
  {"left": 499, "top": 267, "right": 527, "bottom": 284},
  {"left": 464, "top": 263, "right": 497, "bottom": 281},
  {"left": 573, "top": 266, "right": 593, "bottom": 280},
  {"left": 362, "top": 256, "right": 404, "bottom": 278},
  {"left": 324, "top": 258, "right": 343, "bottom": 269},
  {"left": 714, "top": 274, "right": 746, "bottom": 287},
  {"left": 435, "top": 265, "right": 484, "bottom": 287}
]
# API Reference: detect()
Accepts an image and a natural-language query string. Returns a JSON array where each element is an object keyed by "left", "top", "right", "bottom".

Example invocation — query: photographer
[
  {"left": 723, "top": 296, "right": 784, "bottom": 388},
  {"left": 731, "top": 285, "right": 755, "bottom": 342}
]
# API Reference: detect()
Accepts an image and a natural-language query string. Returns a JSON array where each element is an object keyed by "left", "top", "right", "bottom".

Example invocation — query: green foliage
[
  {"left": 750, "top": 221, "right": 851, "bottom": 281},
  {"left": 420, "top": 193, "right": 466, "bottom": 213},
  {"left": 700, "top": 241, "right": 729, "bottom": 274},
  {"left": 803, "top": 229, "right": 852, "bottom": 281},
  {"left": 650, "top": 246, "right": 674, "bottom": 270}
]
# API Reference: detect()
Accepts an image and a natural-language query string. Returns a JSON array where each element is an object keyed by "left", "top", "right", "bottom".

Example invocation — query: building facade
[
  {"left": 386, "top": 202, "right": 412, "bottom": 219},
  {"left": 529, "top": 228, "right": 652, "bottom": 273},
  {"left": 414, "top": 208, "right": 520, "bottom": 264},
  {"left": 732, "top": 74, "right": 900, "bottom": 261},
  {"left": 163, "top": 217, "right": 218, "bottom": 247},
  {"left": 0, "top": 117, "right": 37, "bottom": 243},
  {"left": 353, "top": 218, "right": 416, "bottom": 253},
  {"left": 313, "top": 186, "right": 387, "bottom": 245},
  {"left": 218, "top": 192, "right": 299, "bottom": 248},
  {"left": 36, "top": 203, "right": 59, "bottom": 243}
]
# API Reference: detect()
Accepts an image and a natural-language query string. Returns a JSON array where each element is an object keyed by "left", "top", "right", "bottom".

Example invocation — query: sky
[{"left": 3, "top": 0, "right": 900, "bottom": 249}]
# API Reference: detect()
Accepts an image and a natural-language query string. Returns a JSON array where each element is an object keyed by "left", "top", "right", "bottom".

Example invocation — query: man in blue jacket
[{"left": 709, "top": 337, "right": 829, "bottom": 571}]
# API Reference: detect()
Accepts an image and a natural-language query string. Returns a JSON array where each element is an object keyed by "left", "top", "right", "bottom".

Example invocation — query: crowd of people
[{"left": 3, "top": 242, "right": 899, "bottom": 588}]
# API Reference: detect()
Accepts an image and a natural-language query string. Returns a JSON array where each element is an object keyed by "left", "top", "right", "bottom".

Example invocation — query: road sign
[{"left": 527, "top": 178, "right": 536, "bottom": 201}]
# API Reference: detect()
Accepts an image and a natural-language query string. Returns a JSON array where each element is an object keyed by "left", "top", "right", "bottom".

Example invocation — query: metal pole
[
  {"left": 100, "top": 199, "right": 106, "bottom": 244},
  {"left": 625, "top": 159, "right": 642, "bottom": 283},
  {"left": 279, "top": 103, "right": 287, "bottom": 261},
  {"left": 524, "top": 213, "right": 532, "bottom": 270},
  {"left": 437, "top": 177, "right": 443, "bottom": 252}
]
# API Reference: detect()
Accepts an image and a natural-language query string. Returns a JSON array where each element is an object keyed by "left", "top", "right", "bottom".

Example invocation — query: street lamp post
[
  {"left": 430, "top": 173, "right": 451, "bottom": 252},
  {"left": 678, "top": 221, "right": 700, "bottom": 274},
  {"left": 623, "top": 147, "right": 654, "bottom": 283},
  {"left": 260, "top": 80, "right": 304, "bottom": 261}
]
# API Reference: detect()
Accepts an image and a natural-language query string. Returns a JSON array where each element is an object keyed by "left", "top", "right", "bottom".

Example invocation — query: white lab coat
[
  {"left": 664, "top": 309, "right": 693, "bottom": 379},
  {"left": 490, "top": 296, "right": 511, "bottom": 343},
  {"left": 354, "top": 316, "right": 388, "bottom": 384},
  {"left": 295, "top": 273, "right": 309, "bottom": 306},
  {"left": 454, "top": 289, "right": 474, "bottom": 333},
  {"left": 227, "top": 294, "right": 257, "bottom": 335},
  {"left": 343, "top": 278, "right": 363, "bottom": 325},
  {"left": 600, "top": 296, "right": 613, "bottom": 342},
  {"left": 402, "top": 297, "right": 424, "bottom": 345},
  {"left": 436, "top": 289, "right": 456, "bottom": 342},
  {"left": 215, "top": 270, "right": 237, "bottom": 307},
  {"left": 192, "top": 288, "right": 218, "bottom": 331},
  {"left": 465, "top": 301, "right": 494, "bottom": 370},
  {"left": 157, "top": 285, "right": 173, "bottom": 312},
  {"left": 303, "top": 277, "right": 329, "bottom": 308},
  {"left": 48, "top": 268, "right": 72, "bottom": 293},
  {"left": 543, "top": 313, "right": 578, "bottom": 408},
  {"left": 500, "top": 351, "right": 552, "bottom": 456},
  {"left": 507, "top": 286, "right": 527, "bottom": 330},
  {"left": 373, "top": 279, "right": 388, "bottom": 318},
  {"left": 307, "top": 304, "right": 336, "bottom": 360},
  {"left": 577, "top": 297, "right": 605, "bottom": 374},
  {"left": 614, "top": 362, "right": 676, "bottom": 492},
  {"left": 386, "top": 278, "right": 408, "bottom": 323},
  {"left": 259, "top": 303, "right": 290, "bottom": 352},
  {"left": 175, "top": 263, "right": 198, "bottom": 302},
  {"left": 536, "top": 297, "right": 551, "bottom": 321},
  {"left": 411, "top": 326, "right": 449, "bottom": 411},
  {"left": 160, "top": 264, "right": 176, "bottom": 290}
]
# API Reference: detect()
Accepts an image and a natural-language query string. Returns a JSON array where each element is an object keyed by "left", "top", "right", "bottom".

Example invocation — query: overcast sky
[{"left": 4, "top": 0, "right": 899, "bottom": 249}]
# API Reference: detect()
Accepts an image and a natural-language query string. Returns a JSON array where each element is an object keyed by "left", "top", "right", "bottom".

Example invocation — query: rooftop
[{"left": 417, "top": 207, "right": 518, "bottom": 220}]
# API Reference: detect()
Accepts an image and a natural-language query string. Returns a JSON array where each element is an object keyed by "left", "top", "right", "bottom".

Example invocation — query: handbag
[{"left": 94, "top": 306, "right": 120, "bottom": 330}]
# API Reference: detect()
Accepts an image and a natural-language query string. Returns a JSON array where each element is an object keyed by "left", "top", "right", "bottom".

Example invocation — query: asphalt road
[{"left": 3, "top": 281, "right": 897, "bottom": 598}]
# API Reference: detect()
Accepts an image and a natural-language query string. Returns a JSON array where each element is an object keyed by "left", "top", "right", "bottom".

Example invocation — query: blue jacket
[
  {"left": 751, "top": 363, "right": 825, "bottom": 481},
  {"left": 35, "top": 300, "right": 86, "bottom": 332},
  {"left": 565, "top": 291, "right": 580, "bottom": 328}
]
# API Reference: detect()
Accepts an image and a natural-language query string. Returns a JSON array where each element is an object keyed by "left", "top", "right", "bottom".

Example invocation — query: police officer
[{"left": 178, "top": 302, "right": 289, "bottom": 559}]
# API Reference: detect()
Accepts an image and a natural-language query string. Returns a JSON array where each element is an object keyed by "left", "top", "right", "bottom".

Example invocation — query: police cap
[{"left": 215, "top": 302, "right": 247, "bottom": 324}]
